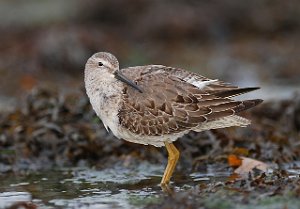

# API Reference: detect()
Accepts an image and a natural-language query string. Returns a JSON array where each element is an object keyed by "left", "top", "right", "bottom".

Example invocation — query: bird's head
[
  {"left": 85, "top": 52, "right": 119, "bottom": 74},
  {"left": 85, "top": 52, "right": 143, "bottom": 92}
]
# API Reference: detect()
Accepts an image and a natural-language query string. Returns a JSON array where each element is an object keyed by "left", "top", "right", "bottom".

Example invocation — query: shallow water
[
  {"left": 1, "top": 162, "right": 300, "bottom": 209},
  {"left": 0, "top": 162, "right": 211, "bottom": 209}
]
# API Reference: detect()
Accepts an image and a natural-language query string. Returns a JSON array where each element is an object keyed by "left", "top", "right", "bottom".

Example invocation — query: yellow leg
[{"left": 160, "top": 142, "right": 180, "bottom": 186}]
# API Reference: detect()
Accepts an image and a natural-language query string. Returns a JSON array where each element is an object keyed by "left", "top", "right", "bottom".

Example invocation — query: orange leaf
[{"left": 228, "top": 154, "right": 242, "bottom": 167}]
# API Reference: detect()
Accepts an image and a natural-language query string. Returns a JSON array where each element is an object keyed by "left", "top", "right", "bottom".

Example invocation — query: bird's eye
[{"left": 98, "top": 62, "right": 103, "bottom": 67}]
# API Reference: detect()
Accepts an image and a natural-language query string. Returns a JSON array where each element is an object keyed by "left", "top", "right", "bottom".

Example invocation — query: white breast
[{"left": 85, "top": 71, "right": 123, "bottom": 138}]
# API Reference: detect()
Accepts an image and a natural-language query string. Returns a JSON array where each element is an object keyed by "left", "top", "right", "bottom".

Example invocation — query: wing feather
[{"left": 118, "top": 66, "right": 262, "bottom": 136}]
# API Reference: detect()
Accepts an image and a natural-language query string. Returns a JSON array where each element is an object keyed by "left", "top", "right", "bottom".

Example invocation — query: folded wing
[{"left": 119, "top": 67, "right": 262, "bottom": 136}]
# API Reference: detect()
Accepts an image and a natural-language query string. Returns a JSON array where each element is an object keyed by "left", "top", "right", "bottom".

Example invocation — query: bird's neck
[
  {"left": 85, "top": 70, "right": 123, "bottom": 99},
  {"left": 85, "top": 70, "right": 124, "bottom": 135}
]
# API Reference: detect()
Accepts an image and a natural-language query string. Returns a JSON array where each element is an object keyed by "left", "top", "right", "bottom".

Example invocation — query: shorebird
[{"left": 84, "top": 52, "right": 262, "bottom": 187}]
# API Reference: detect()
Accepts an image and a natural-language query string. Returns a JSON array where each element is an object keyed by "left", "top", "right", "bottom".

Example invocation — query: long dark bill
[{"left": 114, "top": 71, "right": 143, "bottom": 93}]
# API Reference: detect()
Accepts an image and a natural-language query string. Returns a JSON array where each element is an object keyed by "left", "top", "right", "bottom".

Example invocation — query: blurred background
[
  {"left": 0, "top": 0, "right": 299, "bottom": 109},
  {"left": 0, "top": 1, "right": 300, "bottom": 207}
]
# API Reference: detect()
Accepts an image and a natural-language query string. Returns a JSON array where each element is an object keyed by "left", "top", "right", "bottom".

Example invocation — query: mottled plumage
[{"left": 119, "top": 65, "right": 261, "bottom": 140}]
